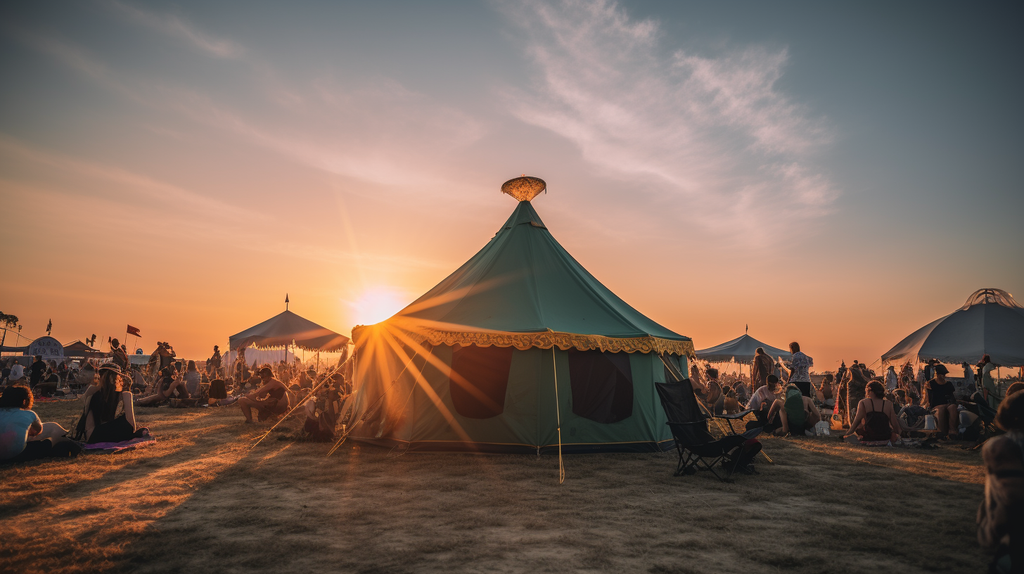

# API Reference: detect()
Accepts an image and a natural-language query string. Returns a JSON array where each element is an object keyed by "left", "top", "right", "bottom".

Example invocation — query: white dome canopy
[{"left": 882, "top": 288, "right": 1024, "bottom": 367}]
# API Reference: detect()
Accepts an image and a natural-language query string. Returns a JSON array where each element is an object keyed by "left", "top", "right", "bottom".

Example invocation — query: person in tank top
[{"left": 845, "top": 380, "right": 902, "bottom": 443}]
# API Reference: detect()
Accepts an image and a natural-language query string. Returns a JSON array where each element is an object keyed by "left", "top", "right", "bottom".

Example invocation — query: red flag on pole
[{"left": 127, "top": 324, "right": 141, "bottom": 337}]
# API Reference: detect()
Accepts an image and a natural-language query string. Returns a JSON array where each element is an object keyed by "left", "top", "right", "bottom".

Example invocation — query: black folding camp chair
[
  {"left": 656, "top": 381, "right": 761, "bottom": 482},
  {"left": 963, "top": 391, "right": 1001, "bottom": 448},
  {"left": 658, "top": 353, "right": 755, "bottom": 434},
  {"left": 715, "top": 406, "right": 756, "bottom": 434}
]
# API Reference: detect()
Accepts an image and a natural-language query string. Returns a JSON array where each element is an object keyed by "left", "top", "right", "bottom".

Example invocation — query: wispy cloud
[
  {"left": 5, "top": 24, "right": 485, "bottom": 198},
  {"left": 499, "top": 0, "right": 838, "bottom": 241},
  {"left": 0, "top": 136, "right": 257, "bottom": 220},
  {"left": 157, "top": 77, "right": 486, "bottom": 190},
  {"left": 102, "top": 0, "right": 243, "bottom": 59}
]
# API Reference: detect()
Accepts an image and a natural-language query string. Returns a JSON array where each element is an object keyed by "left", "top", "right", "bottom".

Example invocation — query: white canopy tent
[
  {"left": 227, "top": 309, "right": 350, "bottom": 371},
  {"left": 695, "top": 333, "right": 792, "bottom": 364},
  {"left": 881, "top": 288, "right": 1024, "bottom": 367}
]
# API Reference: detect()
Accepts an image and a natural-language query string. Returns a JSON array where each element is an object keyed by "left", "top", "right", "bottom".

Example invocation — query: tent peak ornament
[
  {"left": 501, "top": 176, "right": 546, "bottom": 202},
  {"left": 959, "top": 288, "right": 1019, "bottom": 310}
]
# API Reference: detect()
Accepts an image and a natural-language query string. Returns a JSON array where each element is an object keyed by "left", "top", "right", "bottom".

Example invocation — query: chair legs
[{"left": 673, "top": 445, "right": 733, "bottom": 482}]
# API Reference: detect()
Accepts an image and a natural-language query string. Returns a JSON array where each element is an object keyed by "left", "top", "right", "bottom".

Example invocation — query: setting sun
[{"left": 348, "top": 288, "right": 408, "bottom": 326}]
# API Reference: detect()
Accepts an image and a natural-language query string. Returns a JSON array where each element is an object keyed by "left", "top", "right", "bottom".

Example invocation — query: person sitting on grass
[
  {"left": 34, "top": 366, "right": 60, "bottom": 397},
  {"left": 721, "top": 385, "right": 742, "bottom": 414},
  {"left": 844, "top": 380, "right": 902, "bottom": 444},
  {"left": 73, "top": 364, "right": 148, "bottom": 444},
  {"left": 184, "top": 360, "right": 202, "bottom": 398},
  {"left": 819, "top": 374, "right": 835, "bottom": 408},
  {"left": 75, "top": 361, "right": 96, "bottom": 388},
  {"left": 732, "top": 380, "right": 750, "bottom": 406},
  {"left": 303, "top": 376, "right": 344, "bottom": 441},
  {"left": 136, "top": 367, "right": 191, "bottom": 406},
  {"left": 238, "top": 367, "right": 291, "bottom": 424},
  {"left": 891, "top": 389, "right": 912, "bottom": 409},
  {"left": 977, "top": 390, "right": 1024, "bottom": 573},
  {"left": 746, "top": 375, "right": 781, "bottom": 432},
  {"left": 703, "top": 368, "right": 725, "bottom": 414},
  {"left": 0, "top": 385, "right": 82, "bottom": 464},
  {"left": 773, "top": 383, "right": 821, "bottom": 437},
  {"left": 689, "top": 365, "right": 705, "bottom": 398},
  {"left": 923, "top": 364, "right": 960, "bottom": 439},
  {"left": 206, "top": 378, "right": 238, "bottom": 406}
]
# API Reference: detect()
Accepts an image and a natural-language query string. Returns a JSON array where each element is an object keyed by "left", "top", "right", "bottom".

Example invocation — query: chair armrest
[{"left": 713, "top": 409, "right": 753, "bottom": 420}]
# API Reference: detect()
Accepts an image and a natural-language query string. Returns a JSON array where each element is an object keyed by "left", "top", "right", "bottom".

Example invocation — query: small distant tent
[
  {"left": 348, "top": 177, "right": 693, "bottom": 453},
  {"left": 881, "top": 288, "right": 1024, "bottom": 367},
  {"left": 695, "top": 334, "right": 791, "bottom": 364},
  {"left": 62, "top": 340, "right": 106, "bottom": 360},
  {"left": 229, "top": 310, "right": 349, "bottom": 353}
]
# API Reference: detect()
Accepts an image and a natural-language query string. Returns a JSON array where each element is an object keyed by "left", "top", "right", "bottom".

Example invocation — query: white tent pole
[{"left": 552, "top": 347, "right": 564, "bottom": 485}]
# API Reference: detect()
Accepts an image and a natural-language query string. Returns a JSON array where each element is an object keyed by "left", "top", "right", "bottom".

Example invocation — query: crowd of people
[
  {"left": 1, "top": 338, "right": 1021, "bottom": 571},
  {"left": 686, "top": 342, "right": 1022, "bottom": 569},
  {"left": 0, "top": 340, "right": 354, "bottom": 465},
  {"left": 685, "top": 343, "right": 1019, "bottom": 448}
]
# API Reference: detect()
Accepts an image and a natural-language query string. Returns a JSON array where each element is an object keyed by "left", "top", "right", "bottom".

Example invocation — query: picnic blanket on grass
[{"left": 82, "top": 436, "right": 156, "bottom": 453}]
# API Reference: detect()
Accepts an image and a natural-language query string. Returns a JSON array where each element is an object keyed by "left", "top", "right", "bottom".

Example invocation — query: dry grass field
[{"left": 0, "top": 400, "right": 989, "bottom": 574}]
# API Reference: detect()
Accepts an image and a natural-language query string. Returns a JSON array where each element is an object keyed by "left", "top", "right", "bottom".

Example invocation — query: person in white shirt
[
  {"left": 748, "top": 377, "right": 779, "bottom": 413},
  {"left": 785, "top": 342, "right": 814, "bottom": 398},
  {"left": 885, "top": 366, "right": 898, "bottom": 391},
  {"left": 8, "top": 362, "right": 24, "bottom": 382}
]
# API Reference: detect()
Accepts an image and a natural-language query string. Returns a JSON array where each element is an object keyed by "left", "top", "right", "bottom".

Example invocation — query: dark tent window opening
[
  {"left": 449, "top": 345, "right": 514, "bottom": 419},
  {"left": 568, "top": 350, "right": 633, "bottom": 424}
]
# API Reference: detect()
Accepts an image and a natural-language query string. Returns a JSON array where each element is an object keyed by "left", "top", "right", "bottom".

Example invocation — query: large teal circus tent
[{"left": 348, "top": 177, "right": 693, "bottom": 453}]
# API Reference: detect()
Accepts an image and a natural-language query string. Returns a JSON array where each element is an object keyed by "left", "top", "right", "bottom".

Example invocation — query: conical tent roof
[
  {"left": 361, "top": 200, "right": 691, "bottom": 355},
  {"left": 695, "top": 334, "right": 791, "bottom": 363},
  {"left": 881, "top": 288, "right": 1024, "bottom": 367},
  {"left": 229, "top": 310, "right": 349, "bottom": 352},
  {"left": 348, "top": 190, "right": 690, "bottom": 453}
]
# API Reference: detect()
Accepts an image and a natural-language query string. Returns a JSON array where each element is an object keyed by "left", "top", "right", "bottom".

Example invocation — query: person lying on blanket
[
  {"left": 136, "top": 367, "right": 190, "bottom": 406},
  {"left": 73, "top": 364, "right": 149, "bottom": 444},
  {"left": 0, "top": 385, "right": 82, "bottom": 463},
  {"left": 238, "top": 367, "right": 291, "bottom": 423}
]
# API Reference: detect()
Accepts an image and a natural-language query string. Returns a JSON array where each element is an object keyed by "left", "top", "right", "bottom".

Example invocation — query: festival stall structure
[
  {"left": 347, "top": 177, "right": 694, "bottom": 453},
  {"left": 62, "top": 340, "right": 107, "bottom": 360},
  {"left": 696, "top": 334, "right": 791, "bottom": 365},
  {"left": 227, "top": 309, "right": 349, "bottom": 369},
  {"left": 881, "top": 288, "right": 1024, "bottom": 368}
]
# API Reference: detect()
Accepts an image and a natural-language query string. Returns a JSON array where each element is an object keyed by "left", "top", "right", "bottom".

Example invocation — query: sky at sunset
[{"left": 1, "top": 1, "right": 1022, "bottom": 370}]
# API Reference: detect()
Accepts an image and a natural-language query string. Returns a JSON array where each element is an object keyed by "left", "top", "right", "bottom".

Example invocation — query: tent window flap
[
  {"left": 450, "top": 345, "right": 513, "bottom": 419},
  {"left": 568, "top": 350, "right": 633, "bottom": 424}
]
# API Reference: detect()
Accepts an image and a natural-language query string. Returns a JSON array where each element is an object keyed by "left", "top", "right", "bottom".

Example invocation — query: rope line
[
  {"left": 326, "top": 349, "right": 421, "bottom": 458},
  {"left": 250, "top": 361, "right": 345, "bottom": 449},
  {"left": 552, "top": 347, "right": 564, "bottom": 485}
]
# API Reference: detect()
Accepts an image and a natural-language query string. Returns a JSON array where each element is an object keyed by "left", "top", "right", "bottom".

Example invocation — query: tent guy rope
[{"left": 552, "top": 346, "right": 565, "bottom": 485}]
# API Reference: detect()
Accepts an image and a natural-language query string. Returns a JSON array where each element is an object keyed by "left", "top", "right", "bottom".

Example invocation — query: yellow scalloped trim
[{"left": 354, "top": 325, "right": 693, "bottom": 357}]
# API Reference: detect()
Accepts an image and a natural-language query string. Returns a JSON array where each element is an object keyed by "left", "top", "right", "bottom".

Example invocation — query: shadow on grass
[{"left": 0, "top": 405, "right": 992, "bottom": 574}]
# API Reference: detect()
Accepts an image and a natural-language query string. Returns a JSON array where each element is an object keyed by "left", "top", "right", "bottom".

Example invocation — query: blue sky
[{"left": 1, "top": 0, "right": 1021, "bottom": 366}]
